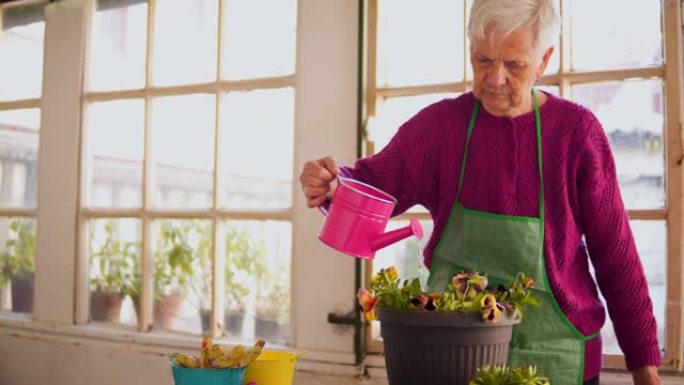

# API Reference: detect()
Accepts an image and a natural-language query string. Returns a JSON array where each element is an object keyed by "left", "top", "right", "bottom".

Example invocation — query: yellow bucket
[{"left": 243, "top": 350, "right": 304, "bottom": 385}]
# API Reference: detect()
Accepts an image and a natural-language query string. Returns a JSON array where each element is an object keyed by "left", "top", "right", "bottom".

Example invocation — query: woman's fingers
[
  {"left": 305, "top": 194, "right": 328, "bottom": 208},
  {"left": 320, "top": 156, "right": 340, "bottom": 176},
  {"left": 299, "top": 157, "right": 340, "bottom": 207}
]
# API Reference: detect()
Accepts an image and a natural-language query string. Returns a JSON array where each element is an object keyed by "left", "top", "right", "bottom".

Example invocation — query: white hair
[{"left": 468, "top": 0, "right": 560, "bottom": 53}]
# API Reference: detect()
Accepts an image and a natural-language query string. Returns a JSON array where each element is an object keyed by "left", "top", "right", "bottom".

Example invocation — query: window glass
[
  {"left": 86, "top": 100, "right": 144, "bottom": 208},
  {"left": 569, "top": 0, "right": 662, "bottom": 71},
  {"left": 377, "top": 0, "right": 464, "bottom": 86},
  {"left": 545, "top": 37, "right": 560, "bottom": 75},
  {"left": 219, "top": 88, "right": 294, "bottom": 210},
  {"left": 572, "top": 80, "right": 664, "bottom": 210},
  {"left": 222, "top": 0, "right": 296, "bottom": 79},
  {"left": 88, "top": 1, "right": 147, "bottom": 91},
  {"left": 0, "top": 217, "right": 36, "bottom": 314},
  {"left": 88, "top": 218, "right": 141, "bottom": 327},
  {"left": 80, "top": 0, "right": 297, "bottom": 337},
  {"left": 152, "top": 219, "right": 212, "bottom": 334},
  {"left": 0, "top": 6, "right": 45, "bottom": 101},
  {"left": 223, "top": 220, "right": 291, "bottom": 342},
  {"left": 536, "top": 85, "right": 559, "bottom": 97},
  {"left": 0, "top": 109, "right": 40, "bottom": 208},
  {"left": 153, "top": 0, "right": 218, "bottom": 86},
  {"left": 151, "top": 94, "right": 215, "bottom": 209}
]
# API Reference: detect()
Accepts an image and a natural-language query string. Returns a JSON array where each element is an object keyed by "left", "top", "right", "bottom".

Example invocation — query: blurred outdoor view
[
  {"left": 81, "top": 0, "right": 296, "bottom": 342},
  {"left": 0, "top": 0, "right": 297, "bottom": 343},
  {"left": 0, "top": 4, "right": 43, "bottom": 315}
]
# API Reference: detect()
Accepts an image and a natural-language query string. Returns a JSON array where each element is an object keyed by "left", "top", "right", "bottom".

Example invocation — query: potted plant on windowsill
[
  {"left": 224, "top": 286, "right": 248, "bottom": 336},
  {"left": 184, "top": 221, "right": 212, "bottom": 334},
  {"left": 358, "top": 266, "right": 540, "bottom": 385},
  {"left": 0, "top": 218, "right": 36, "bottom": 313},
  {"left": 223, "top": 227, "right": 268, "bottom": 337},
  {"left": 255, "top": 260, "right": 291, "bottom": 342},
  {"left": 89, "top": 221, "right": 138, "bottom": 322},
  {"left": 150, "top": 221, "right": 197, "bottom": 330}
]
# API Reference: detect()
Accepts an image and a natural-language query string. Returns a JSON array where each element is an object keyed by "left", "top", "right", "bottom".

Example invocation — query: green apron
[{"left": 427, "top": 91, "right": 599, "bottom": 385}]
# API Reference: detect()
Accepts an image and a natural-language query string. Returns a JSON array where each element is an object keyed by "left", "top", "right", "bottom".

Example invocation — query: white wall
[{"left": 0, "top": 0, "right": 362, "bottom": 384}]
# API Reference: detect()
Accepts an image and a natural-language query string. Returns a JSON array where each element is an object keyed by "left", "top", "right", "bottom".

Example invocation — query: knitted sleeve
[{"left": 575, "top": 113, "right": 662, "bottom": 370}]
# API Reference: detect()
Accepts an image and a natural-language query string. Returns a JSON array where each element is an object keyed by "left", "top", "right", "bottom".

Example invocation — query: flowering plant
[{"left": 357, "top": 266, "right": 540, "bottom": 323}]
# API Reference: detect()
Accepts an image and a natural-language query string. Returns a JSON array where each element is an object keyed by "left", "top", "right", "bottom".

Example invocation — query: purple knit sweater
[{"left": 343, "top": 92, "right": 661, "bottom": 378}]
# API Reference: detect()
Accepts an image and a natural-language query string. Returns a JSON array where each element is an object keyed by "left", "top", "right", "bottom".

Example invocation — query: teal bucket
[{"left": 170, "top": 363, "right": 246, "bottom": 385}]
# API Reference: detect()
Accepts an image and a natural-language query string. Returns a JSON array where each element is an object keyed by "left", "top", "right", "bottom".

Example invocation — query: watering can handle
[
  {"left": 317, "top": 177, "right": 341, "bottom": 215},
  {"left": 318, "top": 198, "right": 331, "bottom": 215},
  {"left": 318, "top": 175, "right": 340, "bottom": 215}
]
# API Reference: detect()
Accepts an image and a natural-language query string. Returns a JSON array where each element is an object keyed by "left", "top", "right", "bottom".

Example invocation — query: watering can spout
[{"left": 371, "top": 218, "right": 423, "bottom": 252}]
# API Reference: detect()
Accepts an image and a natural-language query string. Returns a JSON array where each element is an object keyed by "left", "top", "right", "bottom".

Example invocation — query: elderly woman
[{"left": 299, "top": 0, "right": 661, "bottom": 384}]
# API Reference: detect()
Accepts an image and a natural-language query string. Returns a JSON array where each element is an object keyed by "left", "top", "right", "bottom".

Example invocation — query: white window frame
[{"left": 77, "top": 0, "right": 297, "bottom": 337}]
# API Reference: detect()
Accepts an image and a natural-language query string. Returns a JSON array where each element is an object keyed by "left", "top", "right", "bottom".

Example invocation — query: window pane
[
  {"left": 219, "top": 88, "right": 294, "bottom": 210},
  {"left": 572, "top": 80, "right": 664, "bottom": 209},
  {"left": 0, "top": 217, "right": 36, "bottom": 314},
  {"left": 88, "top": 218, "right": 140, "bottom": 327},
  {"left": 0, "top": 109, "right": 39, "bottom": 208},
  {"left": 545, "top": 38, "right": 560, "bottom": 75},
  {"left": 152, "top": 94, "right": 215, "bottom": 209},
  {"left": 88, "top": 1, "right": 147, "bottom": 91},
  {"left": 599, "top": 220, "right": 666, "bottom": 355},
  {"left": 370, "top": 219, "right": 433, "bottom": 341},
  {"left": 378, "top": 0, "right": 464, "bottom": 86},
  {"left": 569, "top": 0, "right": 662, "bottom": 71},
  {"left": 370, "top": 93, "right": 458, "bottom": 153},
  {"left": 536, "top": 85, "right": 559, "bottom": 97},
  {"left": 153, "top": 0, "right": 218, "bottom": 86},
  {"left": 0, "top": 6, "right": 45, "bottom": 101},
  {"left": 223, "top": 220, "right": 291, "bottom": 342},
  {"left": 86, "top": 100, "right": 144, "bottom": 208},
  {"left": 222, "top": 0, "right": 296, "bottom": 79},
  {"left": 153, "top": 219, "right": 212, "bottom": 334}
]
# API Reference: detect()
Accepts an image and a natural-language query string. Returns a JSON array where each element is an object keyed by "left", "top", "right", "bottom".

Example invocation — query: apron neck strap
[{"left": 457, "top": 90, "right": 545, "bottom": 221}]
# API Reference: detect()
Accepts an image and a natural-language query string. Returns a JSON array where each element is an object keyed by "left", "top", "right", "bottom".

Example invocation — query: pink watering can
[{"left": 318, "top": 176, "right": 423, "bottom": 259}]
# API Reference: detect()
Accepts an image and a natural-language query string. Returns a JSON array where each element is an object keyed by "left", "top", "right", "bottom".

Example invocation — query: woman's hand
[
  {"left": 299, "top": 156, "right": 339, "bottom": 208},
  {"left": 632, "top": 366, "right": 660, "bottom": 385}
]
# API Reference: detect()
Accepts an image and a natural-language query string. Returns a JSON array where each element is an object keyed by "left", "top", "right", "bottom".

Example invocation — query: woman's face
[{"left": 470, "top": 26, "right": 553, "bottom": 117}]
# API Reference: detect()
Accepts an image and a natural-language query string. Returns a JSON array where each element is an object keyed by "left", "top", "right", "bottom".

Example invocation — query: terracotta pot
[
  {"left": 153, "top": 294, "right": 183, "bottom": 330},
  {"left": 90, "top": 291, "right": 125, "bottom": 322},
  {"left": 10, "top": 275, "right": 34, "bottom": 313},
  {"left": 129, "top": 293, "right": 185, "bottom": 329},
  {"left": 377, "top": 307, "right": 520, "bottom": 385}
]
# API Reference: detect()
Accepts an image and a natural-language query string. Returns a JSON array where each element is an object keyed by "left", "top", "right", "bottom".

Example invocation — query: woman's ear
[{"left": 536, "top": 46, "right": 555, "bottom": 79}]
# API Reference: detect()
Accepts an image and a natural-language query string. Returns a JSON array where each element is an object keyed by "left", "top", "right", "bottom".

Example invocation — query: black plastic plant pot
[{"left": 377, "top": 307, "right": 520, "bottom": 385}]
